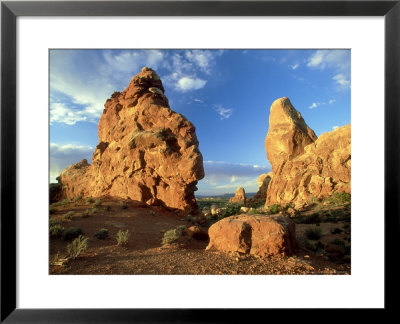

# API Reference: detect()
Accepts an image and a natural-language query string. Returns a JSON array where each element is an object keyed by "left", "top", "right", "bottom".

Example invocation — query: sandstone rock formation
[
  {"left": 264, "top": 98, "right": 351, "bottom": 209},
  {"left": 59, "top": 67, "right": 205, "bottom": 214},
  {"left": 252, "top": 172, "right": 273, "bottom": 200},
  {"left": 206, "top": 214, "right": 296, "bottom": 257},
  {"left": 265, "top": 97, "right": 317, "bottom": 173},
  {"left": 229, "top": 187, "right": 246, "bottom": 203}
]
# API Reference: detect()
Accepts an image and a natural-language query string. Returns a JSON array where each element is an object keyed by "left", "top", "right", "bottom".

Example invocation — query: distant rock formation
[
  {"left": 252, "top": 172, "right": 273, "bottom": 200},
  {"left": 59, "top": 67, "right": 205, "bottom": 214},
  {"left": 206, "top": 214, "right": 296, "bottom": 257},
  {"left": 229, "top": 187, "right": 246, "bottom": 203},
  {"left": 265, "top": 98, "right": 351, "bottom": 209}
]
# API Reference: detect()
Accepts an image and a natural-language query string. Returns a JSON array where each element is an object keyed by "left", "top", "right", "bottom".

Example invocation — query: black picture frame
[{"left": 1, "top": 0, "right": 399, "bottom": 322}]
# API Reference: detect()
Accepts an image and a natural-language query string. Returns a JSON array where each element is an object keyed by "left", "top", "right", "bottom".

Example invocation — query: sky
[{"left": 50, "top": 49, "right": 351, "bottom": 196}]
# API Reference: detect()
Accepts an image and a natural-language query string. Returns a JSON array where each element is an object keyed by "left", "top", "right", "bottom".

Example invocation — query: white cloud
[
  {"left": 50, "top": 50, "right": 225, "bottom": 125},
  {"left": 162, "top": 50, "right": 223, "bottom": 91},
  {"left": 103, "top": 50, "right": 164, "bottom": 73},
  {"left": 184, "top": 50, "right": 222, "bottom": 74},
  {"left": 50, "top": 103, "right": 88, "bottom": 125},
  {"left": 329, "top": 99, "right": 336, "bottom": 104},
  {"left": 290, "top": 63, "right": 299, "bottom": 70},
  {"left": 50, "top": 143, "right": 94, "bottom": 182},
  {"left": 196, "top": 161, "right": 271, "bottom": 195},
  {"left": 176, "top": 77, "right": 207, "bottom": 92},
  {"left": 333, "top": 73, "right": 350, "bottom": 89},
  {"left": 308, "top": 102, "right": 320, "bottom": 109},
  {"left": 214, "top": 105, "right": 233, "bottom": 120},
  {"left": 332, "top": 126, "right": 339, "bottom": 130},
  {"left": 307, "top": 50, "right": 350, "bottom": 70}
]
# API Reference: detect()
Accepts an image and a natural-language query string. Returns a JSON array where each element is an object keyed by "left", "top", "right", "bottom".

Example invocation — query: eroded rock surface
[
  {"left": 264, "top": 98, "right": 351, "bottom": 209},
  {"left": 59, "top": 67, "right": 205, "bottom": 214},
  {"left": 253, "top": 172, "right": 273, "bottom": 200},
  {"left": 206, "top": 214, "right": 296, "bottom": 257},
  {"left": 265, "top": 97, "right": 317, "bottom": 173},
  {"left": 229, "top": 187, "right": 246, "bottom": 203}
]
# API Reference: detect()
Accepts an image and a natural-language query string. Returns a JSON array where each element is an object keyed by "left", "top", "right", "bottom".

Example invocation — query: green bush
[
  {"left": 162, "top": 225, "right": 186, "bottom": 245},
  {"left": 86, "top": 197, "right": 95, "bottom": 204},
  {"left": 103, "top": 206, "right": 111, "bottom": 211},
  {"left": 49, "top": 224, "right": 64, "bottom": 238},
  {"left": 268, "top": 204, "right": 281, "bottom": 214},
  {"left": 285, "top": 203, "right": 294, "bottom": 210},
  {"left": 94, "top": 228, "right": 109, "bottom": 240},
  {"left": 63, "top": 211, "right": 75, "bottom": 220},
  {"left": 304, "top": 240, "right": 325, "bottom": 252},
  {"left": 325, "top": 192, "right": 351, "bottom": 205},
  {"left": 120, "top": 201, "right": 128, "bottom": 209},
  {"left": 63, "top": 227, "right": 83, "bottom": 241},
  {"left": 49, "top": 206, "right": 56, "bottom": 214},
  {"left": 49, "top": 219, "right": 61, "bottom": 226},
  {"left": 220, "top": 204, "right": 241, "bottom": 218},
  {"left": 93, "top": 199, "right": 102, "bottom": 207},
  {"left": 66, "top": 235, "right": 88, "bottom": 259},
  {"left": 73, "top": 194, "right": 83, "bottom": 202},
  {"left": 81, "top": 209, "right": 91, "bottom": 218},
  {"left": 50, "top": 199, "right": 70, "bottom": 207},
  {"left": 117, "top": 229, "right": 130, "bottom": 246},
  {"left": 330, "top": 238, "right": 346, "bottom": 248},
  {"left": 305, "top": 227, "right": 322, "bottom": 240}
]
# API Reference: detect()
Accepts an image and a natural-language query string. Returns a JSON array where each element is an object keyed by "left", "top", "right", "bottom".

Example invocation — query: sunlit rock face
[
  {"left": 264, "top": 98, "right": 351, "bottom": 209},
  {"left": 59, "top": 67, "right": 205, "bottom": 214}
]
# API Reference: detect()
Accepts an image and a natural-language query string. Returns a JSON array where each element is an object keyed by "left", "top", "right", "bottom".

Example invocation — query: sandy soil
[{"left": 49, "top": 198, "right": 350, "bottom": 275}]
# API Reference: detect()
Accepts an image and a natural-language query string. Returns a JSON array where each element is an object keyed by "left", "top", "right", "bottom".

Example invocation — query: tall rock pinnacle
[{"left": 59, "top": 67, "right": 205, "bottom": 214}]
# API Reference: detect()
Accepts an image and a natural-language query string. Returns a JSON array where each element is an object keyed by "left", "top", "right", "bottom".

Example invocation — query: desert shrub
[
  {"left": 308, "top": 195, "right": 320, "bottom": 205},
  {"left": 162, "top": 225, "right": 186, "bottom": 245},
  {"left": 94, "top": 228, "right": 109, "bottom": 240},
  {"left": 220, "top": 204, "right": 241, "bottom": 218},
  {"left": 62, "top": 227, "right": 83, "bottom": 241},
  {"left": 66, "top": 235, "right": 88, "bottom": 259},
  {"left": 329, "top": 238, "right": 350, "bottom": 255},
  {"left": 304, "top": 239, "right": 325, "bottom": 252},
  {"left": 285, "top": 202, "right": 295, "bottom": 210},
  {"left": 117, "top": 229, "right": 130, "bottom": 246},
  {"left": 343, "top": 223, "right": 350, "bottom": 230},
  {"left": 103, "top": 206, "right": 111, "bottom": 211},
  {"left": 49, "top": 224, "right": 64, "bottom": 238},
  {"left": 73, "top": 194, "right": 83, "bottom": 202},
  {"left": 81, "top": 209, "right": 91, "bottom": 218},
  {"left": 304, "top": 213, "right": 321, "bottom": 224},
  {"left": 86, "top": 197, "right": 95, "bottom": 204},
  {"left": 120, "top": 201, "right": 128, "bottom": 209},
  {"left": 50, "top": 199, "right": 70, "bottom": 207},
  {"left": 331, "top": 227, "right": 343, "bottom": 234},
  {"left": 305, "top": 227, "right": 322, "bottom": 240},
  {"left": 268, "top": 204, "right": 282, "bottom": 214},
  {"left": 91, "top": 207, "right": 98, "bottom": 214},
  {"left": 93, "top": 199, "right": 102, "bottom": 207},
  {"left": 49, "top": 219, "right": 61, "bottom": 226},
  {"left": 330, "top": 238, "right": 346, "bottom": 248},
  {"left": 63, "top": 211, "right": 75, "bottom": 220},
  {"left": 49, "top": 206, "right": 56, "bottom": 214},
  {"left": 325, "top": 192, "right": 351, "bottom": 205}
]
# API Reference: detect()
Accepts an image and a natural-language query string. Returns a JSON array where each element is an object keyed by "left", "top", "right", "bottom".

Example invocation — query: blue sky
[{"left": 50, "top": 49, "right": 351, "bottom": 195}]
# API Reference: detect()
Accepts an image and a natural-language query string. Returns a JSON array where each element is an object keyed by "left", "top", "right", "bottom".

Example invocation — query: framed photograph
[{"left": 1, "top": 0, "right": 399, "bottom": 321}]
